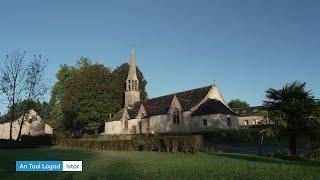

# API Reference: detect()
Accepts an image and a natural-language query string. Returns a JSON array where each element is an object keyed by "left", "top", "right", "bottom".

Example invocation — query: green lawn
[{"left": 0, "top": 146, "right": 319, "bottom": 180}]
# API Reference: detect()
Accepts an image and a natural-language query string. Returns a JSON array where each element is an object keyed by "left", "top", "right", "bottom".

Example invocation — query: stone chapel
[{"left": 105, "top": 50, "right": 238, "bottom": 134}]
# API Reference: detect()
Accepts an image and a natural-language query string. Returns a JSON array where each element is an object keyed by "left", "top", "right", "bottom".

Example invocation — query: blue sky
[{"left": 0, "top": 0, "right": 319, "bottom": 111}]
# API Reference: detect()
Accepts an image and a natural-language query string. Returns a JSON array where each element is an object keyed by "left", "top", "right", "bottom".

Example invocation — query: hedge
[
  {"left": 53, "top": 135, "right": 203, "bottom": 153},
  {"left": 54, "top": 139, "right": 137, "bottom": 151},
  {"left": 21, "top": 134, "right": 53, "bottom": 145},
  {"left": 0, "top": 139, "right": 38, "bottom": 149},
  {"left": 140, "top": 135, "right": 203, "bottom": 153},
  {"left": 0, "top": 135, "right": 53, "bottom": 149}
]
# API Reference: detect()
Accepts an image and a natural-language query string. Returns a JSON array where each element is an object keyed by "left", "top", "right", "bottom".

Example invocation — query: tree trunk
[
  {"left": 288, "top": 130, "right": 297, "bottom": 156},
  {"left": 259, "top": 134, "right": 264, "bottom": 156},
  {"left": 9, "top": 122, "right": 13, "bottom": 141},
  {"left": 275, "top": 134, "right": 280, "bottom": 155},
  {"left": 9, "top": 97, "right": 15, "bottom": 141},
  {"left": 17, "top": 112, "right": 27, "bottom": 141}
]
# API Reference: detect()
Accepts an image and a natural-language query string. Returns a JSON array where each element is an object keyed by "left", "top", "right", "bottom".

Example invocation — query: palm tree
[
  {"left": 259, "top": 110, "right": 287, "bottom": 155},
  {"left": 265, "top": 81, "right": 317, "bottom": 155}
]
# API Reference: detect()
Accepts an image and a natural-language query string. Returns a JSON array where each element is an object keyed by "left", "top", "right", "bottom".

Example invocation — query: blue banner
[{"left": 16, "top": 161, "right": 63, "bottom": 171}]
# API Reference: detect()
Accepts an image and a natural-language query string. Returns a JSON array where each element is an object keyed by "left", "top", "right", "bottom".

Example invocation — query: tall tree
[
  {"left": 265, "top": 81, "right": 317, "bottom": 155},
  {"left": 0, "top": 51, "right": 27, "bottom": 140},
  {"left": 111, "top": 63, "right": 148, "bottom": 109},
  {"left": 228, "top": 98, "right": 249, "bottom": 109},
  {"left": 0, "top": 51, "right": 48, "bottom": 140},
  {"left": 61, "top": 59, "right": 113, "bottom": 134},
  {"left": 48, "top": 59, "right": 148, "bottom": 135}
]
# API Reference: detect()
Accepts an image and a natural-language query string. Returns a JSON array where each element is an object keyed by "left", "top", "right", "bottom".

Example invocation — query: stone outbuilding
[
  {"left": 0, "top": 109, "right": 53, "bottom": 140},
  {"left": 233, "top": 106, "right": 266, "bottom": 126}
]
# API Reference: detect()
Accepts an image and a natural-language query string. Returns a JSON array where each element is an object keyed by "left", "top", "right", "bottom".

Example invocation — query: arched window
[
  {"left": 125, "top": 119, "right": 128, "bottom": 129},
  {"left": 173, "top": 108, "right": 180, "bottom": 124}
]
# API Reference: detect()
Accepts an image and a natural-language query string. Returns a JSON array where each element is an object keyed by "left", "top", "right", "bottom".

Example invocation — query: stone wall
[
  {"left": 238, "top": 116, "right": 264, "bottom": 126},
  {"left": 0, "top": 110, "right": 52, "bottom": 140},
  {"left": 105, "top": 111, "right": 239, "bottom": 135}
]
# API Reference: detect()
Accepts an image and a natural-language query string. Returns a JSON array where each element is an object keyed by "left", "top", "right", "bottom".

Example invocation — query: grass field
[{"left": 0, "top": 146, "right": 319, "bottom": 180}]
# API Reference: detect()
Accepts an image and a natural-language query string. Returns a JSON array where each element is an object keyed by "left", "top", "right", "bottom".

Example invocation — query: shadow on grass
[
  {"left": 208, "top": 152, "right": 320, "bottom": 168},
  {"left": 0, "top": 146, "right": 97, "bottom": 180}
]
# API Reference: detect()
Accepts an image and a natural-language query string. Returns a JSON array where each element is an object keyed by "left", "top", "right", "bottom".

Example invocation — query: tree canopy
[
  {"left": 228, "top": 99, "right": 249, "bottom": 109},
  {"left": 264, "top": 81, "right": 318, "bottom": 155},
  {"left": 48, "top": 57, "right": 148, "bottom": 135}
]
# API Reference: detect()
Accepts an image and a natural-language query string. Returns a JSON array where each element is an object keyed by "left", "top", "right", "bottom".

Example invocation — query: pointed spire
[{"left": 127, "top": 48, "right": 138, "bottom": 80}]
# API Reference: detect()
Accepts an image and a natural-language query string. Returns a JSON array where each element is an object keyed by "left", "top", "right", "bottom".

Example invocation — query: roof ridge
[{"left": 140, "top": 85, "right": 212, "bottom": 102}]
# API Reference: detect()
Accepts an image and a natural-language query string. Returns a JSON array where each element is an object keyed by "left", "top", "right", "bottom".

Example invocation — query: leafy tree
[
  {"left": 111, "top": 63, "right": 148, "bottom": 109},
  {"left": 228, "top": 99, "right": 249, "bottom": 109},
  {"left": 259, "top": 110, "right": 287, "bottom": 155},
  {"left": 9, "top": 100, "right": 49, "bottom": 119},
  {"left": 264, "top": 81, "right": 317, "bottom": 155},
  {"left": 48, "top": 58, "right": 148, "bottom": 135},
  {"left": 61, "top": 61, "right": 113, "bottom": 134}
]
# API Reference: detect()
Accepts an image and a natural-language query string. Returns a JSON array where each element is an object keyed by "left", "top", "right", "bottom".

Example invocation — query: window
[
  {"left": 227, "top": 118, "right": 232, "bottom": 127},
  {"left": 244, "top": 120, "right": 249, "bottom": 126},
  {"left": 203, "top": 119, "right": 207, "bottom": 127},
  {"left": 173, "top": 108, "right": 180, "bottom": 124},
  {"left": 124, "top": 119, "right": 128, "bottom": 129}
]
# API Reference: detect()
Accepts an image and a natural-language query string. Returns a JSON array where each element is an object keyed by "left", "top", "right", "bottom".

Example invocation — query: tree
[
  {"left": 265, "top": 81, "right": 317, "bottom": 155},
  {"left": 61, "top": 60, "right": 113, "bottom": 134},
  {"left": 1, "top": 51, "right": 27, "bottom": 140},
  {"left": 0, "top": 51, "right": 48, "bottom": 140},
  {"left": 111, "top": 63, "right": 148, "bottom": 109},
  {"left": 48, "top": 59, "right": 148, "bottom": 135},
  {"left": 9, "top": 100, "right": 49, "bottom": 119},
  {"left": 228, "top": 99, "right": 249, "bottom": 109},
  {"left": 258, "top": 110, "right": 287, "bottom": 155}
]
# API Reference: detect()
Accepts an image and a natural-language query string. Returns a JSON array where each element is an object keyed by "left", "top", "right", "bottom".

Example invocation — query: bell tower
[{"left": 125, "top": 49, "right": 140, "bottom": 107}]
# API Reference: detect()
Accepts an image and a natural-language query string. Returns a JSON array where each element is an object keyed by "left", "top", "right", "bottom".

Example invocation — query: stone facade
[
  {"left": 0, "top": 109, "right": 53, "bottom": 140},
  {"left": 104, "top": 50, "right": 239, "bottom": 135},
  {"left": 233, "top": 106, "right": 266, "bottom": 126}
]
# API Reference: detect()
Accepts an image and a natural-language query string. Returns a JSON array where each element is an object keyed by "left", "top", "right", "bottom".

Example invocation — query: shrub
[
  {"left": 140, "top": 135, "right": 203, "bottom": 153},
  {"left": 0, "top": 139, "right": 38, "bottom": 149},
  {"left": 53, "top": 135, "right": 203, "bottom": 153},
  {"left": 53, "top": 139, "right": 138, "bottom": 151},
  {"left": 306, "top": 132, "right": 320, "bottom": 159},
  {"left": 21, "top": 134, "right": 53, "bottom": 145}
]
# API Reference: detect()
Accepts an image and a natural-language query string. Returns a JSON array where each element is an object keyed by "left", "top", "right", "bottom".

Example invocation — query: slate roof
[
  {"left": 107, "top": 109, "right": 125, "bottom": 122},
  {"left": 108, "top": 85, "right": 212, "bottom": 121},
  {"left": 134, "top": 85, "right": 212, "bottom": 117},
  {"left": 192, "top": 99, "right": 238, "bottom": 116},
  {"left": 232, "top": 106, "right": 265, "bottom": 117},
  {"left": 1, "top": 111, "right": 28, "bottom": 122}
]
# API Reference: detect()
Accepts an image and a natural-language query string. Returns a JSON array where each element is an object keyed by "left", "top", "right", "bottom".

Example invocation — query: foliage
[
  {"left": 0, "top": 140, "right": 39, "bottom": 149},
  {"left": 141, "top": 135, "right": 203, "bottom": 153},
  {"left": 228, "top": 98, "right": 249, "bottom": 108},
  {"left": 48, "top": 57, "right": 148, "bottom": 135},
  {"left": 53, "top": 138, "right": 137, "bottom": 151},
  {"left": 8, "top": 100, "right": 49, "bottom": 120},
  {"left": 264, "top": 81, "right": 318, "bottom": 155},
  {"left": 21, "top": 135, "right": 53, "bottom": 146},
  {"left": 53, "top": 135, "right": 203, "bottom": 153},
  {"left": 0, "top": 135, "right": 52, "bottom": 148},
  {"left": 0, "top": 51, "right": 48, "bottom": 140}
]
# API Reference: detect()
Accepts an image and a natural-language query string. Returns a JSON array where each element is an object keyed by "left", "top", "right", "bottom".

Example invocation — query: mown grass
[{"left": 0, "top": 146, "right": 319, "bottom": 180}]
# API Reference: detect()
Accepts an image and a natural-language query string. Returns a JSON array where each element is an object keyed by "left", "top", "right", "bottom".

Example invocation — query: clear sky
[{"left": 0, "top": 0, "right": 319, "bottom": 110}]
